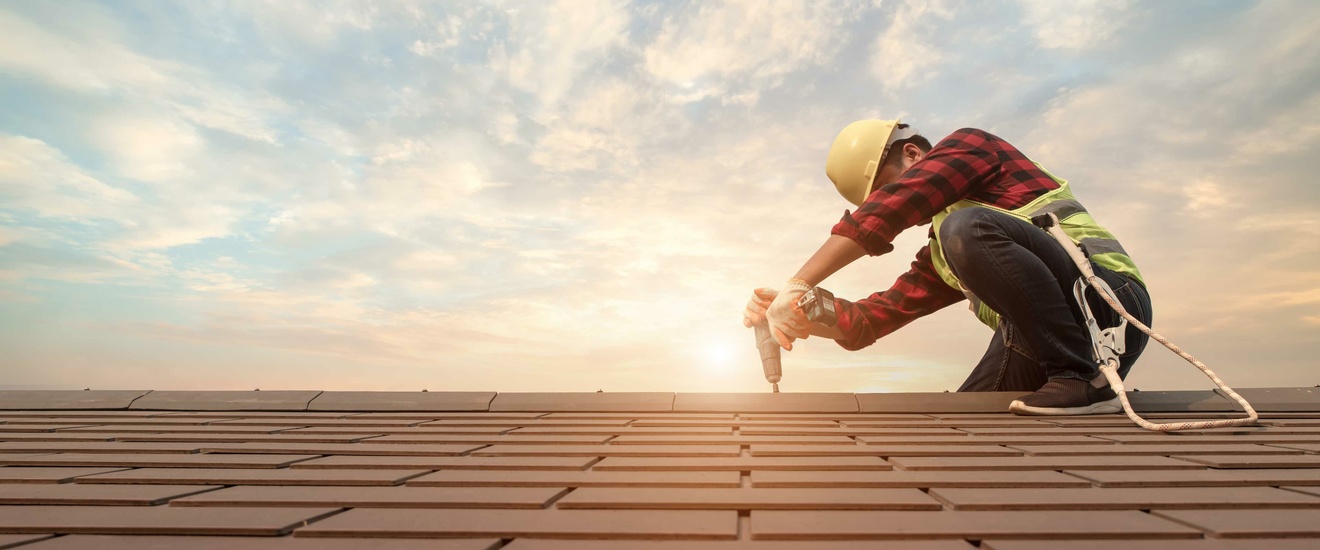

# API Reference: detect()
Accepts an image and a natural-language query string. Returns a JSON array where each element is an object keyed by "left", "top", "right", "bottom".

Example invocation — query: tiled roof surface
[{"left": 0, "top": 388, "right": 1319, "bottom": 547}]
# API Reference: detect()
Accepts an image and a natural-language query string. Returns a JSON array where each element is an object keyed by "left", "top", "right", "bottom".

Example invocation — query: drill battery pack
[{"left": 797, "top": 286, "right": 838, "bottom": 327}]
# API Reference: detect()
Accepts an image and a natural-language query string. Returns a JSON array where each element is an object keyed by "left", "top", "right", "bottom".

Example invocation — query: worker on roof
[{"left": 744, "top": 121, "right": 1153, "bottom": 416}]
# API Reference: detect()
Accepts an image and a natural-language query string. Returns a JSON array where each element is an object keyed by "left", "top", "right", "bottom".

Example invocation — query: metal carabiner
[{"left": 1071, "top": 276, "right": 1127, "bottom": 369}]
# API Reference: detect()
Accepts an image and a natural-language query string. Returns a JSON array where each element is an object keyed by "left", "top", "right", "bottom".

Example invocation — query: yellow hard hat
[{"left": 825, "top": 119, "right": 919, "bottom": 206}]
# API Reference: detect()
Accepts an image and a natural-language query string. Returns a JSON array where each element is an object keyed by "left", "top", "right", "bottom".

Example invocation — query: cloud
[
  {"left": 870, "top": 0, "right": 955, "bottom": 94},
  {"left": 1016, "top": 0, "right": 1135, "bottom": 51},
  {"left": 643, "top": 0, "right": 858, "bottom": 100},
  {"left": 494, "top": 0, "right": 630, "bottom": 109},
  {"left": 0, "top": 134, "right": 139, "bottom": 221}
]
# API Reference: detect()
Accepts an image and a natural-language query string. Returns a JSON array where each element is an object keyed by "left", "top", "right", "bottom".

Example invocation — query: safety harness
[{"left": 1033, "top": 213, "right": 1259, "bottom": 431}]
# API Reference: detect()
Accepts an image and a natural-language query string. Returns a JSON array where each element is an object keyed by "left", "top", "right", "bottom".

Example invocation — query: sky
[{"left": 1, "top": 0, "right": 1318, "bottom": 394}]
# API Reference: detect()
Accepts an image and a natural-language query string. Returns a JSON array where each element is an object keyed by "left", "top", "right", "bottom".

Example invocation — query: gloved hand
[
  {"left": 743, "top": 288, "right": 778, "bottom": 328},
  {"left": 765, "top": 279, "right": 812, "bottom": 351}
]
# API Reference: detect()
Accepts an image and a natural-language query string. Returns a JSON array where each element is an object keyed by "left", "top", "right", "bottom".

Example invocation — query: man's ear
[{"left": 904, "top": 142, "right": 925, "bottom": 163}]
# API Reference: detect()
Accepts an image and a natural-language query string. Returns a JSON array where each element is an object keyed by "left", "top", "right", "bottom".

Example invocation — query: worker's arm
[
  {"left": 808, "top": 321, "right": 844, "bottom": 340},
  {"left": 790, "top": 234, "right": 868, "bottom": 287},
  {"left": 832, "top": 241, "right": 966, "bottom": 351}
]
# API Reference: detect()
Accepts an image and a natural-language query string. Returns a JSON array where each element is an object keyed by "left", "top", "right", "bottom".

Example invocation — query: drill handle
[{"left": 754, "top": 321, "right": 782, "bottom": 384}]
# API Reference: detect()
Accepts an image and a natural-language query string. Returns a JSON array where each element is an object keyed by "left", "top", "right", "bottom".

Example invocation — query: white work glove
[
  {"left": 765, "top": 279, "right": 812, "bottom": 351},
  {"left": 743, "top": 288, "right": 778, "bottom": 329}
]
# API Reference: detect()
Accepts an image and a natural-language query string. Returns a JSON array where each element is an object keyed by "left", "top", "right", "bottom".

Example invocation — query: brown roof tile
[
  {"left": 502, "top": 541, "right": 974, "bottom": 550},
  {"left": 289, "top": 455, "right": 593, "bottom": 470},
  {"left": 295, "top": 508, "right": 738, "bottom": 539},
  {"left": 556, "top": 487, "right": 940, "bottom": 510},
  {"left": 0, "top": 484, "right": 222, "bottom": 506},
  {"left": 489, "top": 393, "right": 675, "bottom": 412},
  {"left": 306, "top": 391, "right": 495, "bottom": 412},
  {"left": 0, "top": 534, "right": 54, "bottom": 549},
  {"left": 75, "top": 468, "right": 429, "bottom": 486},
  {"left": 0, "top": 453, "right": 318, "bottom": 469},
  {"left": 406, "top": 470, "right": 740, "bottom": 488},
  {"left": 750, "top": 509, "right": 1200, "bottom": 539},
  {"left": 0, "top": 391, "right": 150, "bottom": 410},
  {"left": 129, "top": 391, "right": 323, "bottom": 412},
  {"left": 672, "top": 393, "right": 858, "bottom": 413},
  {"left": 929, "top": 486, "right": 1320, "bottom": 510},
  {"left": 0, "top": 505, "right": 340, "bottom": 536},
  {"left": 20, "top": 535, "right": 502, "bottom": 550},
  {"left": 889, "top": 455, "right": 1207, "bottom": 471},
  {"left": 751, "top": 470, "right": 1090, "bottom": 488},
  {"left": 0, "top": 467, "right": 131, "bottom": 484},
  {"left": 592, "top": 456, "right": 891, "bottom": 472},
  {"left": 170, "top": 485, "right": 567, "bottom": 508},
  {"left": 1153, "top": 508, "right": 1320, "bottom": 537}
]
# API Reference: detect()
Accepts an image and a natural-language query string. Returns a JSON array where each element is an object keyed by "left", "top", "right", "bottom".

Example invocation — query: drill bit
[{"left": 771, "top": 382, "right": 779, "bottom": 393}]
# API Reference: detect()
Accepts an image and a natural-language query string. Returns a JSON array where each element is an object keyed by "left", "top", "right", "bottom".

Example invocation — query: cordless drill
[{"left": 754, "top": 286, "right": 838, "bottom": 392}]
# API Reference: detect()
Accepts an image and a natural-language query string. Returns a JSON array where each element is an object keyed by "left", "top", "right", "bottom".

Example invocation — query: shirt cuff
[
  {"left": 831, "top": 297, "right": 877, "bottom": 351},
  {"left": 831, "top": 210, "right": 895, "bottom": 256}
]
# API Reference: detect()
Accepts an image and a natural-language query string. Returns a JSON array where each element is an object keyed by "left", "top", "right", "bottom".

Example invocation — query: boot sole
[{"left": 1008, "top": 396, "right": 1121, "bottom": 416}]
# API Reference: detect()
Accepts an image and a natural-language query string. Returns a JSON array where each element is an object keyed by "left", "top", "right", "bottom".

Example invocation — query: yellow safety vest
[{"left": 929, "top": 164, "right": 1144, "bottom": 329}]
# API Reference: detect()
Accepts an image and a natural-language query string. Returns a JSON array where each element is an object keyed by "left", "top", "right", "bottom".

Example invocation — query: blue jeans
[{"left": 938, "top": 207, "right": 1154, "bottom": 392}]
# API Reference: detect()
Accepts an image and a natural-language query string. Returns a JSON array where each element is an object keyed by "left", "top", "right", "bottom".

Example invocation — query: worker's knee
[{"left": 939, "top": 207, "right": 999, "bottom": 265}]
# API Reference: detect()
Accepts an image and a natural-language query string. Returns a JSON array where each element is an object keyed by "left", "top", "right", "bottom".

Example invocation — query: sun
[{"left": 700, "top": 341, "right": 737, "bottom": 373}]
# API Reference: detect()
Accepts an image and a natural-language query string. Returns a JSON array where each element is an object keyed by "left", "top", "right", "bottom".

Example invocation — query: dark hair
[{"left": 883, "top": 123, "right": 932, "bottom": 167}]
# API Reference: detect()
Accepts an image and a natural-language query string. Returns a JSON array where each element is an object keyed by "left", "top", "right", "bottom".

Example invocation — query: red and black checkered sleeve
[
  {"left": 831, "top": 128, "right": 1003, "bottom": 256},
  {"left": 832, "top": 241, "right": 966, "bottom": 350}
]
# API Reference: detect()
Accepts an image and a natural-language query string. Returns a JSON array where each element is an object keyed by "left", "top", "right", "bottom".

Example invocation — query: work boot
[{"left": 1009, "top": 378, "right": 1120, "bottom": 416}]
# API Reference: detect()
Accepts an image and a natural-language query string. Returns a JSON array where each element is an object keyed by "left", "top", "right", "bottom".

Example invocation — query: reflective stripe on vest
[{"left": 928, "top": 164, "right": 1143, "bottom": 330}]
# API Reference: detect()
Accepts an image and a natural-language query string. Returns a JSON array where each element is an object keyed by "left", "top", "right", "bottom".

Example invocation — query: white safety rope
[{"left": 1038, "top": 213, "right": 1258, "bottom": 431}]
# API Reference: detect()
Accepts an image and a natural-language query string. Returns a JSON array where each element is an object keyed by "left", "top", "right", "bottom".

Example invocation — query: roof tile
[
  {"left": 556, "top": 487, "right": 940, "bottom": 510},
  {"left": 0, "top": 453, "right": 318, "bottom": 469},
  {"left": 1153, "top": 508, "right": 1320, "bottom": 537},
  {"left": 472, "top": 445, "right": 740, "bottom": 457},
  {"left": 195, "top": 442, "right": 484, "bottom": 456},
  {"left": 0, "top": 505, "right": 340, "bottom": 536},
  {"left": 889, "top": 455, "right": 1207, "bottom": 471},
  {"left": 0, "top": 534, "right": 52, "bottom": 549},
  {"left": 294, "top": 508, "right": 738, "bottom": 539},
  {"left": 0, "top": 484, "right": 221, "bottom": 506},
  {"left": 406, "top": 470, "right": 740, "bottom": 488},
  {"left": 0, "top": 467, "right": 131, "bottom": 484},
  {"left": 855, "top": 392, "right": 1028, "bottom": 413},
  {"left": 0, "top": 391, "right": 150, "bottom": 410},
  {"left": 750, "top": 470, "right": 1090, "bottom": 488},
  {"left": 1169, "top": 454, "right": 1320, "bottom": 469},
  {"left": 673, "top": 393, "right": 859, "bottom": 413},
  {"left": 170, "top": 485, "right": 567, "bottom": 509},
  {"left": 18, "top": 535, "right": 501, "bottom": 550},
  {"left": 289, "top": 456, "right": 593, "bottom": 471},
  {"left": 750, "top": 509, "right": 1200, "bottom": 539},
  {"left": 593, "top": 456, "right": 891, "bottom": 472},
  {"left": 929, "top": 486, "right": 1320, "bottom": 510},
  {"left": 489, "top": 393, "right": 675, "bottom": 412},
  {"left": 75, "top": 468, "right": 428, "bottom": 486},
  {"left": 129, "top": 391, "right": 322, "bottom": 412},
  {"left": 1069, "top": 468, "right": 1320, "bottom": 487},
  {"left": 307, "top": 392, "right": 495, "bottom": 412},
  {"left": 981, "top": 540, "right": 1320, "bottom": 550},
  {"left": 751, "top": 444, "right": 1020, "bottom": 457},
  {"left": 502, "top": 541, "right": 973, "bottom": 550}
]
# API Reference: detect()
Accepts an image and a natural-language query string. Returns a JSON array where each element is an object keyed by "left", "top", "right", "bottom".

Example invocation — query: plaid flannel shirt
[{"left": 829, "top": 127, "right": 1062, "bottom": 350}]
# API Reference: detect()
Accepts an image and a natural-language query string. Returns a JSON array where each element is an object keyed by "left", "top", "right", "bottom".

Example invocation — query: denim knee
[{"left": 939, "top": 207, "right": 997, "bottom": 272}]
